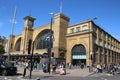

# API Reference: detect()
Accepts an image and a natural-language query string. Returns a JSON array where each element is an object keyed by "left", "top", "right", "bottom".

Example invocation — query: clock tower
[
  {"left": 24, "top": 16, "right": 36, "bottom": 28},
  {"left": 22, "top": 16, "right": 36, "bottom": 54}
]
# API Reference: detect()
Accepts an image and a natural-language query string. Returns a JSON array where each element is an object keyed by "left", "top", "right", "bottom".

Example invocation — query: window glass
[
  {"left": 108, "top": 44, "right": 111, "bottom": 49},
  {"left": 76, "top": 27, "right": 80, "bottom": 32},
  {"left": 99, "top": 30, "right": 102, "bottom": 35},
  {"left": 93, "top": 27, "right": 97, "bottom": 32},
  {"left": 104, "top": 34, "right": 106, "bottom": 39},
  {"left": 15, "top": 38, "right": 21, "bottom": 51},
  {"left": 70, "top": 28, "right": 74, "bottom": 33},
  {"left": 82, "top": 25, "right": 88, "bottom": 31},
  {"left": 36, "top": 32, "right": 53, "bottom": 49},
  {"left": 99, "top": 39, "right": 102, "bottom": 46}
]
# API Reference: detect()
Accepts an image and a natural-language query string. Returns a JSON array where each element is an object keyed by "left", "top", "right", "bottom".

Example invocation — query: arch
[
  {"left": 71, "top": 44, "right": 86, "bottom": 65},
  {"left": 15, "top": 38, "right": 21, "bottom": 51},
  {"left": 72, "top": 44, "right": 86, "bottom": 55},
  {"left": 34, "top": 29, "right": 53, "bottom": 50}
]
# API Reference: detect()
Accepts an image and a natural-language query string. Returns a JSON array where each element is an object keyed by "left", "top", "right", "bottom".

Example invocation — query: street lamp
[
  {"left": 47, "top": 12, "right": 54, "bottom": 74},
  {"left": 30, "top": 40, "right": 34, "bottom": 78}
]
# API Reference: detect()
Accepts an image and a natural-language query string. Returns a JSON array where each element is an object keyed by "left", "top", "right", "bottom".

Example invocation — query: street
[
  {"left": 0, "top": 73, "right": 120, "bottom": 80},
  {"left": 0, "top": 66, "right": 120, "bottom": 80}
]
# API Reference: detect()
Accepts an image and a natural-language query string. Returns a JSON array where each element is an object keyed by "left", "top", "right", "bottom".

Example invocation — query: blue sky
[{"left": 0, "top": 0, "right": 120, "bottom": 40}]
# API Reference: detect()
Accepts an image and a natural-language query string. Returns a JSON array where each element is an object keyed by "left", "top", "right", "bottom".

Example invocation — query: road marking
[
  {"left": 4, "top": 77, "right": 7, "bottom": 79},
  {"left": 105, "top": 74, "right": 113, "bottom": 76},
  {"left": 101, "top": 77, "right": 107, "bottom": 80},
  {"left": 17, "top": 76, "right": 23, "bottom": 79}
]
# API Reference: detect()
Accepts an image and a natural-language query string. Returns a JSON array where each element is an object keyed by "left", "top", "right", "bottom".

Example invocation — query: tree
[
  {"left": 0, "top": 36, "right": 6, "bottom": 55},
  {"left": 0, "top": 44, "right": 5, "bottom": 55}
]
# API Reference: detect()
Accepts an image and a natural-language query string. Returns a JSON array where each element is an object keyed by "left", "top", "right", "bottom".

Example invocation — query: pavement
[{"left": 17, "top": 67, "right": 95, "bottom": 80}]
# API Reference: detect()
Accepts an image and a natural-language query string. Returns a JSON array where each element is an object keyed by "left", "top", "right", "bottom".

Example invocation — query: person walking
[
  {"left": 69, "top": 63, "right": 72, "bottom": 69},
  {"left": 33, "top": 61, "right": 37, "bottom": 70},
  {"left": 97, "top": 63, "right": 102, "bottom": 73}
]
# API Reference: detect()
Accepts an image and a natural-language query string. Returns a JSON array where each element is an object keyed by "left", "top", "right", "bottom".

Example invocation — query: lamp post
[
  {"left": 30, "top": 41, "right": 34, "bottom": 78},
  {"left": 47, "top": 12, "right": 54, "bottom": 74}
]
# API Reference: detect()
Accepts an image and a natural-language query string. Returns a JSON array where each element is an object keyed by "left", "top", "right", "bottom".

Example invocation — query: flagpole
[
  {"left": 8, "top": 6, "right": 17, "bottom": 61},
  {"left": 60, "top": 1, "right": 62, "bottom": 13}
]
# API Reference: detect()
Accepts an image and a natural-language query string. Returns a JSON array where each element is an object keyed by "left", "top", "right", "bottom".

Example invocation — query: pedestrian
[
  {"left": 25, "top": 61, "right": 29, "bottom": 69},
  {"left": 81, "top": 63, "right": 84, "bottom": 69},
  {"left": 96, "top": 63, "right": 102, "bottom": 73},
  {"left": 33, "top": 61, "right": 37, "bottom": 70},
  {"left": 42, "top": 63, "right": 47, "bottom": 73},
  {"left": 23, "top": 67, "right": 26, "bottom": 77},
  {"left": 59, "top": 64, "right": 65, "bottom": 75},
  {"left": 69, "top": 63, "right": 71, "bottom": 69},
  {"left": 52, "top": 63, "right": 56, "bottom": 74}
]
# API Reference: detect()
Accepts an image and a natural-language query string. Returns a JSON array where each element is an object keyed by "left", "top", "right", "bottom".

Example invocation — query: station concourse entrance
[{"left": 71, "top": 44, "right": 86, "bottom": 66}]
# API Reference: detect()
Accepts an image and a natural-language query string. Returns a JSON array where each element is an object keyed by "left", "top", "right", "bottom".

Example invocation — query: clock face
[{"left": 28, "top": 21, "right": 32, "bottom": 26}]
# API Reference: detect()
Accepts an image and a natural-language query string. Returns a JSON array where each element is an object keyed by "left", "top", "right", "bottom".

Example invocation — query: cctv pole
[{"left": 8, "top": 6, "right": 17, "bottom": 61}]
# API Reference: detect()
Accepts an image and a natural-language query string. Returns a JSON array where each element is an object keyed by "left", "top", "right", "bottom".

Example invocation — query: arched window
[
  {"left": 15, "top": 38, "right": 21, "bottom": 51},
  {"left": 36, "top": 31, "right": 53, "bottom": 49},
  {"left": 72, "top": 44, "right": 86, "bottom": 55},
  {"left": 71, "top": 44, "right": 86, "bottom": 65}
]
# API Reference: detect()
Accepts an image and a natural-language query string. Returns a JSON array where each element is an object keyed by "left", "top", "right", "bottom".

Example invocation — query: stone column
[{"left": 97, "top": 47, "right": 100, "bottom": 64}]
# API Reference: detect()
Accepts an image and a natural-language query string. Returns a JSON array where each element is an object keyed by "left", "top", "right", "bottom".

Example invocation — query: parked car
[{"left": 0, "top": 61, "right": 17, "bottom": 76}]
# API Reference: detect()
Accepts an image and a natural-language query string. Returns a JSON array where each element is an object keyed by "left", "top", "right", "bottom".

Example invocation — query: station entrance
[{"left": 71, "top": 44, "right": 86, "bottom": 66}]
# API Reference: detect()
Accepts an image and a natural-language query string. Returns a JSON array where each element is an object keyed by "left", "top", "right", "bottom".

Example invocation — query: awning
[
  {"left": 72, "top": 55, "right": 86, "bottom": 59},
  {"left": 2, "top": 53, "right": 42, "bottom": 57}
]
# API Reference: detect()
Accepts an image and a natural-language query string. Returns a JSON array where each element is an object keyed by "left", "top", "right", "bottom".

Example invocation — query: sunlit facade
[{"left": 6, "top": 13, "right": 120, "bottom": 66}]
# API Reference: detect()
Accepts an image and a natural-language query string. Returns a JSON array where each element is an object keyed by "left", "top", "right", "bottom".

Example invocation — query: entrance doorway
[
  {"left": 72, "top": 59, "right": 86, "bottom": 66},
  {"left": 71, "top": 44, "right": 86, "bottom": 66}
]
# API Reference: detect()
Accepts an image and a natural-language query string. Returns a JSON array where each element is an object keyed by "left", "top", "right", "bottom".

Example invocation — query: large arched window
[
  {"left": 36, "top": 30, "right": 53, "bottom": 49},
  {"left": 15, "top": 38, "right": 21, "bottom": 51},
  {"left": 72, "top": 44, "right": 86, "bottom": 55},
  {"left": 71, "top": 44, "right": 86, "bottom": 65}
]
